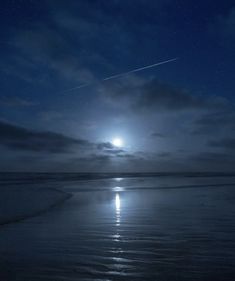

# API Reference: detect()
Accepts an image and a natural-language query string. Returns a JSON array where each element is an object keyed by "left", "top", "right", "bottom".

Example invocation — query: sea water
[{"left": 0, "top": 173, "right": 235, "bottom": 280}]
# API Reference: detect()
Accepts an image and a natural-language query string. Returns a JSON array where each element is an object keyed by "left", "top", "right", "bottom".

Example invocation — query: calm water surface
[{"left": 1, "top": 176, "right": 235, "bottom": 280}]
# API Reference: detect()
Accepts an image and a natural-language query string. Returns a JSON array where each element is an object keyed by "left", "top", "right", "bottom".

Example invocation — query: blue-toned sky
[{"left": 0, "top": 0, "right": 235, "bottom": 172}]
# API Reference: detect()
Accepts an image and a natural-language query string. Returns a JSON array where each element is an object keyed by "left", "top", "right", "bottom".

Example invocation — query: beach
[{"left": 0, "top": 174, "right": 235, "bottom": 280}]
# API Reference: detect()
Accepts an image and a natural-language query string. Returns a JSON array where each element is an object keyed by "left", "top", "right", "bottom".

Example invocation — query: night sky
[{"left": 0, "top": 0, "right": 235, "bottom": 172}]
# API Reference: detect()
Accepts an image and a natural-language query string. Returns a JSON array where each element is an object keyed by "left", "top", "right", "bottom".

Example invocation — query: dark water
[{"left": 1, "top": 175, "right": 235, "bottom": 280}]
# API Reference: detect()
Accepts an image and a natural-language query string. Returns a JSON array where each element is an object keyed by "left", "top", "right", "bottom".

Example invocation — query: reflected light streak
[
  {"left": 113, "top": 186, "right": 124, "bottom": 192},
  {"left": 116, "top": 193, "right": 121, "bottom": 211},
  {"left": 115, "top": 193, "right": 121, "bottom": 226},
  {"left": 115, "top": 178, "right": 123, "bottom": 182}
]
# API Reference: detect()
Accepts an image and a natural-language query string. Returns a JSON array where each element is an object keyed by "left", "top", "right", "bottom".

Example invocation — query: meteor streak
[{"left": 63, "top": 57, "right": 178, "bottom": 93}]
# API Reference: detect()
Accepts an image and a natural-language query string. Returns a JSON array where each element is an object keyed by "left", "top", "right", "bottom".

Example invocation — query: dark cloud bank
[
  {"left": 0, "top": 120, "right": 137, "bottom": 161},
  {"left": 0, "top": 121, "right": 90, "bottom": 153},
  {"left": 100, "top": 78, "right": 229, "bottom": 112},
  {"left": 1, "top": 119, "right": 235, "bottom": 172}
]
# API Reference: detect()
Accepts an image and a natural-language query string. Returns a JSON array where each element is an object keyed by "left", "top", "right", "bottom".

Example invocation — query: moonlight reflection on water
[{"left": 115, "top": 193, "right": 121, "bottom": 227}]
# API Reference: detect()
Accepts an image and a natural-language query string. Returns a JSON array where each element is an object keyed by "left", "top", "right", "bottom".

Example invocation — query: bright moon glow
[{"left": 112, "top": 138, "right": 123, "bottom": 147}]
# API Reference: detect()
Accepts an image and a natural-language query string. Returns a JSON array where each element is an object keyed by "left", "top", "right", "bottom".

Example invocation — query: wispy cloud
[
  {"left": 208, "top": 138, "right": 235, "bottom": 151},
  {"left": 0, "top": 96, "right": 38, "bottom": 107}
]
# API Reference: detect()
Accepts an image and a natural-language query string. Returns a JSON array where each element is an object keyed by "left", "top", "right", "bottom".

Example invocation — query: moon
[{"left": 112, "top": 138, "right": 123, "bottom": 147}]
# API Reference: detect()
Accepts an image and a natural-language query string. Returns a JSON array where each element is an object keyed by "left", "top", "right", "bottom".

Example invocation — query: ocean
[{"left": 0, "top": 173, "right": 235, "bottom": 280}]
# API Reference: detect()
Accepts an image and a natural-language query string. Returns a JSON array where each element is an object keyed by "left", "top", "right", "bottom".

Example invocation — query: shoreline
[{"left": 0, "top": 187, "right": 73, "bottom": 227}]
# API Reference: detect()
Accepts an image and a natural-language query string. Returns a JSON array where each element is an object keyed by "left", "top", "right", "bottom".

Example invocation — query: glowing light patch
[
  {"left": 115, "top": 193, "right": 121, "bottom": 226},
  {"left": 115, "top": 193, "right": 121, "bottom": 211},
  {"left": 112, "top": 138, "right": 123, "bottom": 147},
  {"left": 115, "top": 177, "right": 123, "bottom": 182}
]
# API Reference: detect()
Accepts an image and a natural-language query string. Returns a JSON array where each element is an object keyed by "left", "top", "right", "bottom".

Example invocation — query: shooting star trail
[{"left": 63, "top": 57, "right": 178, "bottom": 93}]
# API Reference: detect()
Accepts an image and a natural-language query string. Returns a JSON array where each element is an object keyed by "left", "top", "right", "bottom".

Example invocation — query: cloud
[
  {"left": 7, "top": 23, "right": 96, "bottom": 86},
  {"left": 97, "top": 142, "right": 126, "bottom": 155},
  {"left": 189, "top": 152, "right": 235, "bottom": 171},
  {"left": 105, "top": 149, "right": 125, "bottom": 154},
  {"left": 100, "top": 77, "right": 229, "bottom": 112},
  {"left": 157, "top": 152, "right": 172, "bottom": 158},
  {"left": 190, "top": 112, "right": 235, "bottom": 135},
  {"left": 0, "top": 96, "right": 38, "bottom": 107},
  {"left": 0, "top": 121, "right": 129, "bottom": 158},
  {"left": 38, "top": 111, "right": 63, "bottom": 122},
  {"left": 135, "top": 80, "right": 205, "bottom": 111},
  {"left": 97, "top": 142, "right": 115, "bottom": 150},
  {"left": 7, "top": 2, "right": 133, "bottom": 87},
  {"left": 208, "top": 138, "right": 235, "bottom": 150},
  {"left": 210, "top": 8, "right": 235, "bottom": 42},
  {"left": 2, "top": 120, "right": 235, "bottom": 172},
  {"left": 151, "top": 132, "right": 167, "bottom": 138},
  {"left": 0, "top": 121, "right": 92, "bottom": 153},
  {"left": 58, "top": 151, "right": 145, "bottom": 173},
  {"left": 72, "top": 154, "right": 111, "bottom": 164}
]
